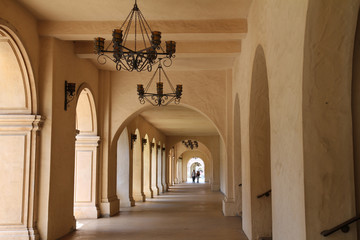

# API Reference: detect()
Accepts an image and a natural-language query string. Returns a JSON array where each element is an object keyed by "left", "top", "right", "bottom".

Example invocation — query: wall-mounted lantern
[
  {"left": 131, "top": 134, "right": 137, "bottom": 149},
  {"left": 142, "top": 138, "right": 147, "bottom": 151},
  {"left": 64, "top": 81, "right": 76, "bottom": 111}
]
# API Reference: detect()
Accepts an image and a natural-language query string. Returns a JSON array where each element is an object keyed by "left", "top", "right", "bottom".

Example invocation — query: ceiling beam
[
  {"left": 39, "top": 19, "right": 247, "bottom": 40},
  {"left": 74, "top": 40, "right": 241, "bottom": 57}
]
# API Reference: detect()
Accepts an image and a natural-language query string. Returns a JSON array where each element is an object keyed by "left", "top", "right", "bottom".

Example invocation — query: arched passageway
[
  {"left": 74, "top": 87, "right": 100, "bottom": 219},
  {"left": 249, "top": 45, "right": 272, "bottom": 238},
  {"left": 187, "top": 158, "right": 205, "bottom": 183}
]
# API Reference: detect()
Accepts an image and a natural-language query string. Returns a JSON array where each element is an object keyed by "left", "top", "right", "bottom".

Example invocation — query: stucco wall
[
  {"left": 233, "top": 0, "right": 308, "bottom": 239},
  {"left": 0, "top": 0, "right": 39, "bottom": 84},
  {"left": 303, "top": 1, "right": 359, "bottom": 239}
]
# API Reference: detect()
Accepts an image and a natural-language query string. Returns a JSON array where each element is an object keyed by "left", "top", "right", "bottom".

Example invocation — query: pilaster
[
  {"left": 74, "top": 135, "right": 101, "bottom": 219},
  {"left": 0, "top": 115, "right": 44, "bottom": 240}
]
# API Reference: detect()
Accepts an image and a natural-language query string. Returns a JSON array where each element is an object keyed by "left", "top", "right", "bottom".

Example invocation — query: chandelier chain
[
  {"left": 145, "top": 66, "right": 159, "bottom": 92},
  {"left": 162, "top": 67, "right": 176, "bottom": 92}
]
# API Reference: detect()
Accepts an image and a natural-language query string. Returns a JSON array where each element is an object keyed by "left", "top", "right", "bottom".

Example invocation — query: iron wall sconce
[
  {"left": 64, "top": 81, "right": 76, "bottom": 111},
  {"left": 142, "top": 138, "right": 147, "bottom": 152},
  {"left": 131, "top": 134, "right": 137, "bottom": 149}
]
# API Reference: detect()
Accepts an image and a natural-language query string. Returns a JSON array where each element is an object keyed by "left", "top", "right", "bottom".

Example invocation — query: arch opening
[
  {"left": 249, "top": 45, "right": 272, "bottom": 238},
  {"left": 234, "top": 93, "right": 242, "bottom": 216},
  {"left": 73, "top": 88, "right": 100, "bottom": 220},
  {"left": 186, "top": 158, "right": 205, "bottom": 183}
]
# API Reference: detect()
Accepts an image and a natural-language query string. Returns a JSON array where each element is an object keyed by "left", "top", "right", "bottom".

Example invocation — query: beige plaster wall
[
  {"left": 38, "top": 38, "right": 99, "bottom": 239},
  {"left": 0, "top": 0, "right": 39, "bottom": 87},
  {"left": 233, "top": 0, "right": 308, "bottom": 239},
  {"left": 303, "top": 1, "right": 359, "bottom": 239}
]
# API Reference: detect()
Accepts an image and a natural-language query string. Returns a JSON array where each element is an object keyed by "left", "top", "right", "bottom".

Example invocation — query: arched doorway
[
  {"left": 0, "top": 25, "right": 41, "bottom": 239},
  {"left": 187, "top": 158, "right": 205, "bottom": 183},
  {"left": 74, "top": 87, "right": 100, "bottom": 219},
  {"left": 249, "top": 45, "right": 272, "bottom": 238},
  {"left": 234, "top": 94, "right": 242, "bottom": 216},
  {"left": 117, "top": 127, "right": 132, "bottom": 207}
]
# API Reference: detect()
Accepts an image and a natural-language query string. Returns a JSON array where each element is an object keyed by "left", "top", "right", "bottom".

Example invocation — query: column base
[
  {"left": 143, "top": 190, "right": 152, "bottom": 199},
  {"left": 0, "top": 228, "right": 39, "bottom": 240},
  {"left": 152, "top": 187, "right": 159, "bottom": 196},
  {"left": 133, "top": 193, "right": 146, "bottom": 202},
  {"left": 100, "top": 195, "right": 119, "bottom": 217},
  {"left": 222, "top": 198, "right": 237, "bottom": 216},
  {"left": 211, "top": 182, "right": 220, "bottom": 191},
  {"left": 74, "top": 205, "right": 100, "bottom": 219},
  {"left": 119, "top": 198, "right": 132, "bottom": 207},
  {"left": 163, "top": 183, "right": 169, "bottom": 192}
]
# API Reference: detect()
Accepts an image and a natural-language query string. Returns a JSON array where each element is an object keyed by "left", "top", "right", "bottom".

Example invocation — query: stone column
[
  {"left": 0, "top": 115, "right": 43, "bottom": 240},
  {"left": 151, "top": 143, "right": 159, "bottom": 195},
  {"left": 148, "top": 143, "right": 154, "bottom": 197},
  {"left": 171, "top": 147, "right": 176, "bottom": 185},
  {"left": 162, "top": 147, "right": 168, "bottom": 191},
  {"left": 98, "top": 71, "right": 119, "bottom": 216},
  {"left": 157, "top": 145, "right": 164, "bottom": 193},
  {"left": 74, "top": 135, "right": 100, "bottom": 219},
  {"left": 132, "top": 133, "right": 145, "bottom": 202}
]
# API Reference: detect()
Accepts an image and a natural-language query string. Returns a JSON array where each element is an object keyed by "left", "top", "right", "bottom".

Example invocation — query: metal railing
[
  {"left": 321, "top": 216, "right": 360, "bottom": 237},
  {"left": 257, "top": 189, "right": 271, "bottom": 198}
]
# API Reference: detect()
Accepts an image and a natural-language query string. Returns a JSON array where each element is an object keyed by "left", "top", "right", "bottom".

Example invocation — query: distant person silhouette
[
  {"left": 196, "top": 171, "right": 200, "bottom": 183},
  {"left": 191, "top": 170, "right": 196, "bottom": 183}
]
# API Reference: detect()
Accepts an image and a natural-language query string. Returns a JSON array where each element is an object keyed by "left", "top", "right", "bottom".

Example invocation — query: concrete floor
[{"left": 61, "top": 183, "right": 248, "bottom": 240}]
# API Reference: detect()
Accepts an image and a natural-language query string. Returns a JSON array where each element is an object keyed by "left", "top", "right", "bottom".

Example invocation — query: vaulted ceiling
[{"left": 16, "top": 0, "right": 251, "bottom": 136}]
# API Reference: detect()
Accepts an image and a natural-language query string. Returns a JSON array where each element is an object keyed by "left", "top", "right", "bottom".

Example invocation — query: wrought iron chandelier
[
  {"left": 137, "top": 59, "right": 182, "bottom": 106},
  {"left": 94, "top": 0, "right": 176, "bottom": 72},
  {"left": 182, "top": 140, "right": 198, "bottom": 150}
]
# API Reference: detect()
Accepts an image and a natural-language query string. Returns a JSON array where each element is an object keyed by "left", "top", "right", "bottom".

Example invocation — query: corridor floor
[{"left": 61, "top": 183, "right": 248, "bottom": 240}]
